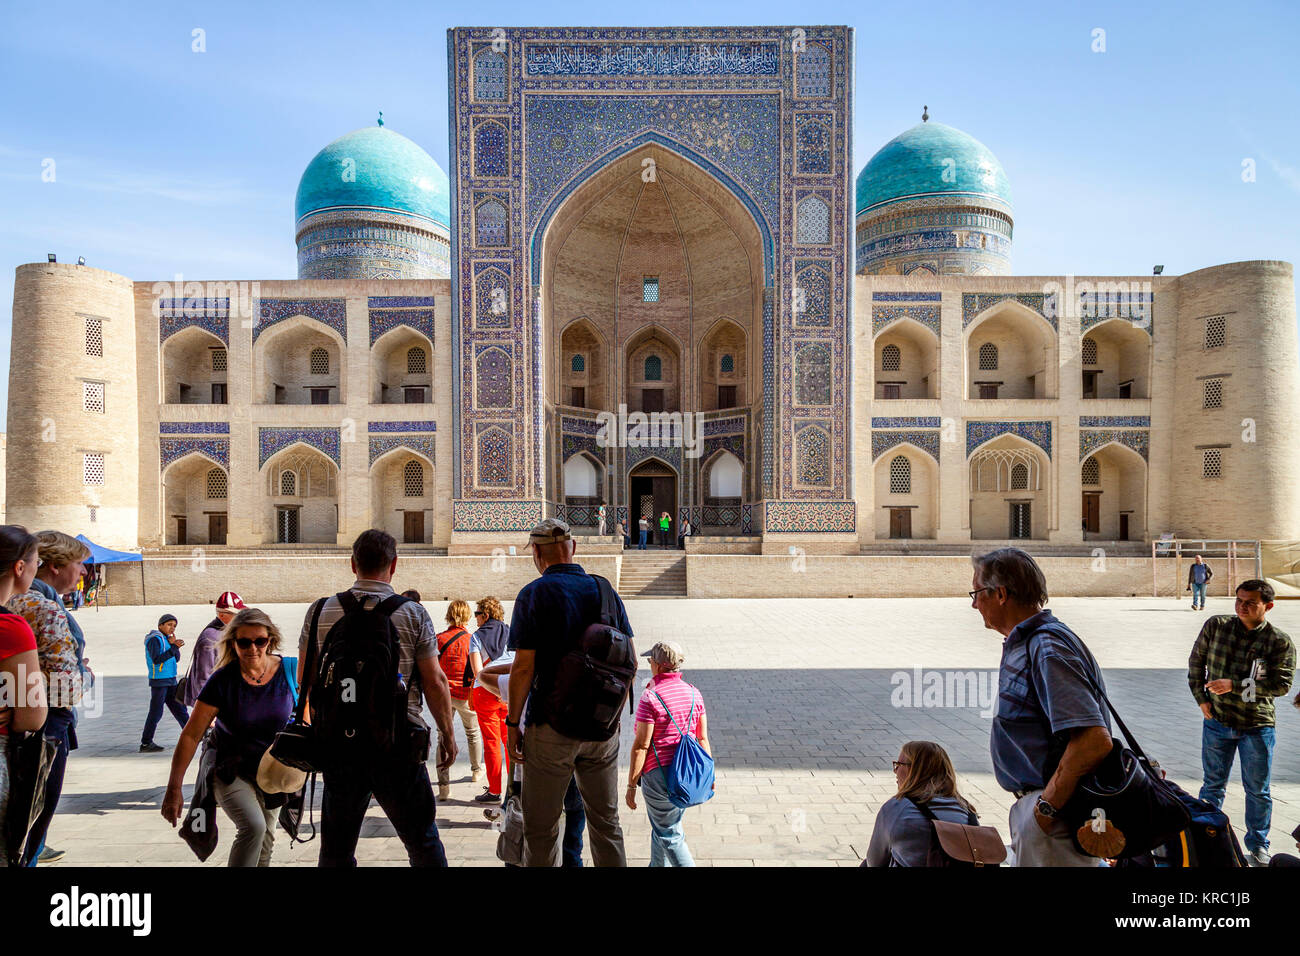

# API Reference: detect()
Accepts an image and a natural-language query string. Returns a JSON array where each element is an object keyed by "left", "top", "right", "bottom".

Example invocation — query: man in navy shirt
[
  {"left": 507, "top": 518, "right": 632, "bottom": 867},
  {"left": 973, "top": 548, "right": 1113, "bottom": 866}
]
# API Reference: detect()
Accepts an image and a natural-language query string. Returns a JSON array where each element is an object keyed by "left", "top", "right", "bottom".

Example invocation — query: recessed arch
[
  {"left": 370, "top": 323, "right": 434, "bottom": 404},
  {"left": 873, "top": 442, "right": 938, "bottom": 540},
  {"left": 1080, "top": 317, "right": 1151, "bottom": 399},
  {"left": 968, "top": 433, "right": 1052, "bottom": 540},
  {"left": 1081, "top": 440, "right": 1147, "bottom": 541},
  {"left": 161, "top": 325, "right": 227, "bottom": 405},
  {"left": 253, "top": 314, "right": 346, "bottom": 405},
  {"left": 261, "top": 443, "right": 339, "bottom": 544},
  {"left": 160, "top": 452, "right": 230, "bottom": 545},
  {"left": 964, "top": 301, "right": 1057, "bottom": 400},
  {"left": 875, "top": 318, "right": 939, "bottom": 399}
]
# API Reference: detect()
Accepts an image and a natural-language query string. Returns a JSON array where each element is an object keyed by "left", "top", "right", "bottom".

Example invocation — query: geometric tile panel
[
  {"left": 871, "top": 417, "right": 942, "bottom": 428},
  {"left": 367, "top": 421, "right": 437, "bottom": 433},
  {"left": 962, "top": 293, "right": 1058, "bottom": 332},
  {"left": 562, "top": 432, "right": 601, "bottom": 462},
  {"left": 1079, "top": 416, "right": 1150, "bottom": 428},
  {"left": 871, "top": 430, "right": 940, "bottom": 462},
  {"left": 873, "top": 292, "right": 941, "bottom": 302},
  {"left": 1080, "top": 428, "right": 1150, "bottom": 461},
  {"left": 703, "top": 433, "right": 745, "bottom": 464},
  {"left": 160, "top": 438, "right": 229, "bottom": 471},
  {"left": 763, "top": 500, "right": 855, "bottom": 533},
  {"left": 368, "top": 436, "right": 437, "bottom": 467},
  {"left": 159, "top": 422, "right": 230, "bottom": 434},
  {"left": 253, "top": 298, "right": 347, "bottom": 343},
  {"left": 258, "top": 427, "right": 341, "bottom": 468},
  {"left": 158, "top": 298, "right": 230, "bottom": 345},
  {"left": 966, "top": 420, "right": 1052, "bottom": 459},
  {"left": 1079, "top": 292, "right": 1154, "bottom": 335},
  {"left": 871, "top": 304, "right": 941, "bottom": 338},
  {"left": 703, "top": 416, "right": 747, "bottom": 436},
  {"left": 452, "top": 500, "right": 545, "bottom": 532},
  {"left": 369, "top": 307, "right": 435, "bottom": 346}
]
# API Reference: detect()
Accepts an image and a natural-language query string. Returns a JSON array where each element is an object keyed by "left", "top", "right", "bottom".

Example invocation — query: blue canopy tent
[{"left": 74, "top": 535, "right": 142, "bottom": 607}]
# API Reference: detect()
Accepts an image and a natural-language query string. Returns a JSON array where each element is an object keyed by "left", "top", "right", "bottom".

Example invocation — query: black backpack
[
  {"left": 542, "top": 574, "right": 636, "bottom": 742},
  {"left": 306, "top": 591, "right": 411, "bottom": 769},
  {"left": 1117, "top": 779, "right": 1247, "bottom": 868}
]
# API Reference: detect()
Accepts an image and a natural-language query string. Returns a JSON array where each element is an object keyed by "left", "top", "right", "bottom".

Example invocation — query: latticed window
[
  {"left": 85, "top": 316, "right": 103, "bottom": 357},
  {"left": 643, "top": 277, "right": 659, "bottom": 302},
  {"left": 1205, "top": 315, "right": 1226, "bottom": 350},
  {"left": 1081, "top": 337, "right": 1097, "bottom": 365},
  {"left": 404, "top": 460, "right": 424, "bottom": 497},
  {"left": 280, "top": 470, "right": 296, "bottom": 496},
  {"left": 571, "top": 353, "right": 585, "bottom": 373},
  {"left": 889, "top": 455, "right": 911, "bottom": 494},
  {"left": 881, "top": 344, "right": 901, "bottom": 372},
  {"left": 1082, "top": 457, "right": 1100, "bottom": 486},
  {"left": 1203, "top": 449, "right": 1222, "bottom": 479},
  {"left": 407, "top": 347, "right": 426, "bottom": 374},
  {"left": 978, "top": 343, "right": 998, "bottom": 370},
  {"left": 206, "top": 468, "right": 227, "bottom": 499},
  {"left": 1010, "top": 463, "right": 1029, "bottom": 490},
  {"left": 1204, "top": 378, "right": 1223, "bottom": 409},
  {"left": 720, "top": 354, "right": 734, "bottom": 375},
  {"left": 310, "top": 348, "right": 329, "bottom": 375},
  {"left": 83, "top": 453, "right": 104, "bottom": 485},
  {"left": 211, "top": 349, "right": 227, "bottom": 372},
  {"left": 644, "top": 355, "right": 662, "bottom": 381},
  {"left": 473, "top": 48, "right": 507, "bottom": 101},
  {"left": 83, "top": 381, "right": 105, "bottom": 414},
  {"left": 88, "top": 506, "right": 97, "bottom": 523}
]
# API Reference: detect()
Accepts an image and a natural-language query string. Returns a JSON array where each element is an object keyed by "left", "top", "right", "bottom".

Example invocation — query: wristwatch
[{"left": 1035, "top": 796, "right": 1059, "bottom": 818}]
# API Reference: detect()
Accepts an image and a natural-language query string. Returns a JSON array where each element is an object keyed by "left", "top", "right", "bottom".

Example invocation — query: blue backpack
[{"left": 651, "top": 690, "right": 715, "bottom": 809}]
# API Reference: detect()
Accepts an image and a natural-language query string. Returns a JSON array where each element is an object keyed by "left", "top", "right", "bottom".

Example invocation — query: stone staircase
[{"left": 618, "top": 549, "right": 687, "bottom": 598}]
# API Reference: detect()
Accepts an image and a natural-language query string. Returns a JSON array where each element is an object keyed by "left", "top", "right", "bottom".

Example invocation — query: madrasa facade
[{"left": 8, "top": 26, "right": 1300, "bottom": 579}]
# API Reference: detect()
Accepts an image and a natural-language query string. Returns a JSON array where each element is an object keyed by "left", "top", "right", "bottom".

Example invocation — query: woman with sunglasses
[
  {"left": 161, "top": 608, "right": 297, "bottom": 866},
  {"left": 862, "top": 740, "right": 982, "bottom": 867}
]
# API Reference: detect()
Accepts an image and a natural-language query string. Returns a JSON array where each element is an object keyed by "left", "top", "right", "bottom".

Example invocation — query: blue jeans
[
  {"left": 320, "top": 756, "right": 448, "bottom": 867},
  {"left": 1191, "top": 581, "right": 1207, "bottom": 607},
  {"left": 638, "top": 530, "right": 647, "bottom": 550},
  {"left": 1199, "top": 717, "right": 1275, "bottom": 852},
  {"left": 22, "top": 707, "right": 75, "bottom": 866},
  {"left": 142, "top": 683, "right": 189, "bottom": 745},
  {"left": 641, "top": 767, "right": 694, "bottom": 866}
]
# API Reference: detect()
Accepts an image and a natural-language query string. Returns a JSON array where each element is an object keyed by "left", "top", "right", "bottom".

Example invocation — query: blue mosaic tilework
[
  {"left": 160, "top": 438, "right": 228, "bottom": 471},
  {"left": 740, "top": 503, "right": 754, "bottom": 534},
  {"left": 159, "top": 422, "right": 230, "bottom": 434},
  {"left": 703, "top": 416, "right": 746, "bottom": 436},
  {"left": 476, "top": 427, "right": 513, "bottom": 486},
  {"left": 966, "top": 421, "right": 1052, "bottom": 459},
  {"left": 367, "top": 421, "right": 437, "bottom": 433},
  {"left": 871, "top": 304, "right": 940, "bottom": 338},
  {"left": 369, "top": 435, "right": 436, "bottom": 467},
  {"left": 962, "top": 293, "right": 1058, "bottom": 332},
  {"left": 1078, "top": 291, "right": 1154, "bottom": 335},
  {"left": 453, "top": 500, "right": 544, "bottom": 532},
  {"left": 473, "top": 119, "right": 510, "bottom": 178},
  {"left": 475, "top": 346, "right": 513, "bottom": 408},
  {"left": 473, "top": 46, "right": 508, "bottom": 100},
  {"left": 871, "top": 417, "right": 942, "bottom": 429},
  {"left": 369, "top": 307, "right": 434, "bottom": 346},
  {"left": 873, "top": 292, "right": 941, "bottom": 302},
  {"left": 1080, "top": 429, "right": 1149, "bottom": 461},
  {"left": 860, "top": 230, "right": 1011, "bottom": 272},
  {"left": 258, "top": 427, "right": 340, "bottom": 468},
  {"left": 475, "top": 198, "right": 509, "bottom": 246},
  {"left": 473, "top": 264, "right": 511, "bottom": 329},
  {"left": 872, "top": 430, "right": 940, "bottom": 462},
  {"left": 795, "top": 114, "right": 832, "bottom": 175},
  {"left": 562, "top": 432, "right": 601, "bottom": 462},
  {"left": 794, "top": 261, "right": 832, "bottom": 327},
  {"left": 795, "top": 194, "right": 831, "bottom": 245},
  {"left": 368, "top": 296, "right": 437, "bottom": 308},
  {"left": 795, "top": 41, "right": 831, "bottom": 97},
  {"left": 253, "top": 299, "right": 346, "bottom": 343},
  {"left": 158, "top": 298, "right": 229, "bottom": 345},
  {"left": 627, "top": 444, "right": 682, "bottom": 471},
  {"left": 794, "top": 423, "right": 831, "bottom": 485},
  {"left": 561, "top": 416, "right": 604, "bottom": 436},
  {"left": 524, "top": 42, "right": 781, "bottom": 76},
  {"left": 761, "top": 290, "right": 774, "bottom": 497},
  {"left": 1079, "top": 416, "right": 1150, "bottom": 428},
  {"left": 764, "top": 500, "right": 855, "bottom": 533},
  {"left": 703, "top": 433, "right": 745, "bottom": 463},
  {"left": 794, "top": 343, "right": 833, "bottom": 406}
]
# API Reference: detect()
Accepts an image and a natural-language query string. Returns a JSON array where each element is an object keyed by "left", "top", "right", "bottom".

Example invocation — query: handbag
[
  {"left": 494, "top": 792, "right": 524, "bottom": 865},
  {"left": 269, "top": 601, "right": 324, "bottom": 773},
  {"left": 4, "top": 730, "right": 58, "bottom": 866},
  {"left": 650, "top": 690, "right": 715, "bottom": 809},
  {"left": 1037, "top": 625, "right": 1191, "bottom": 859},
  {"left": 910, "top": 799, "right": 1006, "bottom": 867}
]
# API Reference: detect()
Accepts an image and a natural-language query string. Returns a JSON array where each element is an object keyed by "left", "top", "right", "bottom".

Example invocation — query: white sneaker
[
  {"left": 471, "top": 769, "right": 483, "bottom": 783},
  {"left": 1248, "top": 847, "right": 1271, "bottom": 867},
  {"left": 438, "top": 784, "right": 450, "bottom": 801}
]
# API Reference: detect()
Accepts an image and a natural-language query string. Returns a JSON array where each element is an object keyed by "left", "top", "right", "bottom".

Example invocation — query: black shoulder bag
[{"left": 268, "top": 596, "right": 326, "bottom": 773}]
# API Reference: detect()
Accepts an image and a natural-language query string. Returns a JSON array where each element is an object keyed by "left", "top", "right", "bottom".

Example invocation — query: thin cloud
[{"left": 1261, "top": 153, "right": 1300, "bottom": 195}]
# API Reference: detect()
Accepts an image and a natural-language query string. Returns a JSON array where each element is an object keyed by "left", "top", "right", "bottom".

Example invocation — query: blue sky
[{"left": 1, "top": 0, "right": 1297, "bottom": 417}]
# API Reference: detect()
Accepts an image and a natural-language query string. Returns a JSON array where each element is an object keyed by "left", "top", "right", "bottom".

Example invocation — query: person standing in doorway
[
  {"left": 1187, "top": 555, "right": 1213, "bottom": 611},
  {"left": 658, "top": 511, "right": 671, "bottom": 549},
  {"left": 1189, "top": 579, "right": 1295, "bottom": 866},
  {"left": 638, "top": 515, "right": 649, "bottom": 551}
]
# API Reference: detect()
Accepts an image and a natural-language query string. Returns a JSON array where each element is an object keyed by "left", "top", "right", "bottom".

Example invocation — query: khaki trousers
[
  {"left": 437, "top": 696, "right": 483, "bottom": 785},
  {"left": 521, "top": 722, "right": 626, "bottom": 867}
]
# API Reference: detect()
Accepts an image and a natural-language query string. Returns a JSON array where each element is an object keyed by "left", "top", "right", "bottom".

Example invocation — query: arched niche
[
  {"left": 965, "top": 303, "right": 1057, "bottom": 400},
  {"left": 161, "top": 326, "right": 227, "bottom": 405},
  {"left": 261, "top": 444, "right": 339, "bottom": 544},
  {"left": 372, "top": 325, "right": 433, "bottom": 404},
  {"left": 875, "top": 319, "right": 939, "bottom": 400},
  {"left": 161, "top": 453, "right": 228, "bottom": 545},
  {"left": 253, "top": 317, "right": 344, "bottom": 405},
  {"left": 1081, "top": 442, "right": 1147, "bottom": 541},
  {"left": 697, "top": 318, "right": 748, "bottom": 411},
  {"left": 968, "top": 434, "right": 1051, "bottom": 540},
  {"left": 369, "top": 446, "right": 434, "bottom": 544},
  {"left": 872, "top": 444, "right": 938, "bottom": 539}
]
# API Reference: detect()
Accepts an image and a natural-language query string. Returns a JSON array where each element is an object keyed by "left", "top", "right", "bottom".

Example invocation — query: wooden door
[
  {"left": 889, "top": 508, "right": 912, "bottom": 539},
  {"left": 642, "top": 388, "right": 664, "bottom": 413},
  {"left": 1119, "top": 513, "right": 1129, "bottom": 541},
  {"left": 404, "top": 511, "right": 424, "bottom": 544},
  {"left": 208, "top": 513, "right": 227, "bottom": 545},
  {"left": 1083, "top": 493, "right": 1100, "bottom": 534},
  {"left": 176, "top": 517, "right": 187, "bottom": 546}
]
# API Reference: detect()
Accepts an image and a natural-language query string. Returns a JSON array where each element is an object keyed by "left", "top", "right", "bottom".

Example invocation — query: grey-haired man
[{"left": 507, "top": 518, "right": 633, "bottom": 866}]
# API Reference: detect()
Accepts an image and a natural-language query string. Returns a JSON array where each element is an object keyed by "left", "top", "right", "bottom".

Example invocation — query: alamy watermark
[
  {"left": 594, "top": 404, "right": 705, "bottom": 459},
  {"left": 890, "top": 667, "right": 998, "bottom": 719}
]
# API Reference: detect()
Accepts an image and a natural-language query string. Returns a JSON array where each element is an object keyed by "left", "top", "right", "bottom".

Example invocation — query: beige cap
[
  {"left": 641, "top": 640, "right": 685, "bottom": 670},
  {"left": 528, "top": 517, "right": 572, "bottom": 547}
]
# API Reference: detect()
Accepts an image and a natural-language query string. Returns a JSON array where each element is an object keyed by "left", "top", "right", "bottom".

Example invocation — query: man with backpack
[
  {"left": 297, "top": 529, "right": 458, "bottom": 867},
  {"left": 507, "top": 517, "right": 635, "bottom": 867}
]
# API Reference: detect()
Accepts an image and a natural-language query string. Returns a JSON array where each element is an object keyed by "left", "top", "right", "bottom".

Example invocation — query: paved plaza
[{"left": 35, "top": 594, "right": 1300, "bottom": 866}]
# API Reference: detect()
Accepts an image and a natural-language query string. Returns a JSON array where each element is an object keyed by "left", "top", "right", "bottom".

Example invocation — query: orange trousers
[{"left": 471, "top": 685, "right": 509, "bottom": 795}]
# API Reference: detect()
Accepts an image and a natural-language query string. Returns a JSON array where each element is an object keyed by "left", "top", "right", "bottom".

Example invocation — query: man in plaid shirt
[{"left": 1188, "top": 578, "right": 1296, "bottom": 865}]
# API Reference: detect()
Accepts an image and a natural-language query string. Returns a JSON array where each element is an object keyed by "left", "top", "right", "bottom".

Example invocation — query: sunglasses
[
  {"left": 474, "top": 610, "right": 486, "bottom": 617},
  {"left": 234, "top": 637, "right": 270, "bottom": 650}
]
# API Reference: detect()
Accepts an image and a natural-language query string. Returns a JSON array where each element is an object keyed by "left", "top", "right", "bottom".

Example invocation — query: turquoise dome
[
  {"left": 295, "top": 126, "right": 450, "bottom": 229},
  {"left": 856, "top": 122, "right": 1011, "bottom": 214}
]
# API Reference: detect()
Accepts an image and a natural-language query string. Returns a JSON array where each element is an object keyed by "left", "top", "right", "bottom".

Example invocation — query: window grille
[
  {"left": 978, "top": 343, "right": 998, "bottom": 370},
  {"left": 407, "top": 347, "right": 427, "bottom": 375},
  {"left": 1203, "top": 449, "right": 1222, "bottom": 479},
  {"left": 206, "top": 468, "right": 227, "bottom": 499},
  {"left": 280, "top": 471, "right": 296, "bottom": 496},
  {"left": 1010, "top": 463, "right": 1029, "bottom": 490},
  {"left": 889, "top": 455, "right": 911, "bottom": 494},
  {"left": 1081, "top": 337, "right": 1097, "bottom": 365},
  {"left": 404, "top": 460, "right": 424, "bottom": 497},
  {"left": 881, "top": 344, "right": 901, "bottom": 372},
  {"left": 212, "top": 349, "right": 227, "bottom": 372},
  {"left": 83, "top": 381, "right": 105, "bottom": 413},
  {"left": 1204, "top": 378, "right": 1223, "bottom": 409},
  {"left": 310, "top": 348, "right": 329, "bottom": 375},
  {"left": 1082, "top": 457, "right": 1100, "bottom": 486},
  {"left": 84, "top": 453, "right": 105, "bottom": 485},
  {"left": 85, "top": 316, "right": 103, "bottom": 357},
  {"left": 643, "top": 277, "right": 659, "bottom": 302},
  {"left": 1205, "top": 315, "right": 1226, "bottom": 350}
]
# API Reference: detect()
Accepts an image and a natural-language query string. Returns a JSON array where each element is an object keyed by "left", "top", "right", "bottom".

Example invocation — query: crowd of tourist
[{"left": 0, "top": 518, "right": 1294, "bottom": 868}]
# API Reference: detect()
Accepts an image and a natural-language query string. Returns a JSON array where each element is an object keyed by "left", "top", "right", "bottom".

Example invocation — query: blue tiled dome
[
  {"left": 295, "top": 126, "right": 450, "bottom": 229},
  {"left": 856, "top": 122, "right": 1011, "bottom": 214}
]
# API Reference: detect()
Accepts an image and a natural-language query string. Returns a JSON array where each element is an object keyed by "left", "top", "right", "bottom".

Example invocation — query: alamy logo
[
  {"left": 890, "top": 668, "right": 998, "bottom": 718},
  {"left": 49, "top": 886, "right": 151, "bottom": 936}
]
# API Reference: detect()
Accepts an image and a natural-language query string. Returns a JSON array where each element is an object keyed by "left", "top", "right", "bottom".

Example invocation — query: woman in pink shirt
[{"left": 625, "top": 641, "right": 711, "bottom": 866}]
